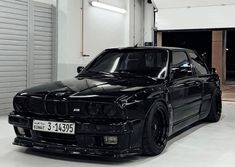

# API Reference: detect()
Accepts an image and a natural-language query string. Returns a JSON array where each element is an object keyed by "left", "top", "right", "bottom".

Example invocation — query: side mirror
[
  {"left": 77, "top": 66, "right": 84, "bottom": 74},
  {"left": 171, "top": 66, "right": 192, "bottom": 80},
  {"left": 170, "top": 68, "right": 177, "bottom": 80},
  {"left": 210, "top": 68, "right": 216, "bottom": 74}
]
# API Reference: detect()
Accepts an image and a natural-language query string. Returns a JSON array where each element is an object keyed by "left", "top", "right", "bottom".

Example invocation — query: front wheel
[
  {"left": 205, "top": 89, "right": 222, "bottom": 122},
  {"left": 142, "top": 102, "right": 168, "bottom": 156}
]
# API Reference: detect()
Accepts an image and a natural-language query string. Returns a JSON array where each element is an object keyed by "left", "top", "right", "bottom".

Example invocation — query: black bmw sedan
[{"left": 9, "top": 47, "right": 222, "bottom": 158}]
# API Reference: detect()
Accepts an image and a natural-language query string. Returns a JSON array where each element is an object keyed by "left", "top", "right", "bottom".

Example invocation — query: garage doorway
[
  {"left": 161, "top": 31, "right": 212, "bottom": 68},
  {"left": 226, "top": 30, "right": 235, "bottom": 81}
]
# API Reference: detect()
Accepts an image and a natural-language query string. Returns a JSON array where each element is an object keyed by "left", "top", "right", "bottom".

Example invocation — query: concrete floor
[
  {"left": 222, "top": 85, "right": 235, "bottom": 102},
  {"left": 1, "top": 102, "right": 235, "bottom": 167}
]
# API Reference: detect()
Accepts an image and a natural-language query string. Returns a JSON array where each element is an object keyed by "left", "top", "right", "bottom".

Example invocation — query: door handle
[
  {"left": 185, "top": 81, "right": 201, "bottom": 87},
  {"left": 184, "top": 81, "right": 195, "bottom": 86}
]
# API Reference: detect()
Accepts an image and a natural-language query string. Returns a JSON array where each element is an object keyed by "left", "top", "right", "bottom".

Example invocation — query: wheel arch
[
  {"left": 143, "top": 98, "right": 170, "bottom": 137},
  {"left": 204, "top": 87, "right": 222, "bottom": 122},
  {"left": 141, "top": 98, "right": 170, "bottom": 155}
]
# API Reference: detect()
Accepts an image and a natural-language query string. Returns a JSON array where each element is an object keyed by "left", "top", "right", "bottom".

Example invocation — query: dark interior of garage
[
  {"left": 226, "top": 30, "right": 235, "bottom": 81},
  {"left": 161, "top": 31, "right": 212, "bottom": 68}
]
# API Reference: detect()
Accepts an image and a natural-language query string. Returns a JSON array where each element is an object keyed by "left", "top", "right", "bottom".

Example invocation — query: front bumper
[{"left": 8, "top": 113, "right": 143, "bottom": 158}]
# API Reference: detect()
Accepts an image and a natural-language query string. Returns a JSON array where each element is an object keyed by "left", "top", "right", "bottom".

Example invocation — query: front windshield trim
[{"left": 80, "top": 49, "right": 170, "bottom": 79}]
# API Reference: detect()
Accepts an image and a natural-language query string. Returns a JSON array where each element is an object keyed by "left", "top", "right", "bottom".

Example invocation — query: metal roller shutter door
[
  {"left": 32, "top": 1, "right": 55, "bottom": 86},
  {"left": 0, "top": 0, "right": 56, "bottom": 114},
  {"left": 0, "top": 0, "right": 28, "bottom": 114}
]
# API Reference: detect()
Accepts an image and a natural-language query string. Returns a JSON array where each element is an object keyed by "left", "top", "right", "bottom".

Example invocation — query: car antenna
[
  {"left": 134, "top": 38, "right": 141, "bottom": 47},
  {"left": 134, "top": 31, "right": 147, "bottom": 47}
]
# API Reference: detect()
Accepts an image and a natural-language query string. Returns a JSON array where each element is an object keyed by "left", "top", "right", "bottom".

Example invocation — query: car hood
[{"left": 18, "top": 76, "right": 163, "bottom": 101}]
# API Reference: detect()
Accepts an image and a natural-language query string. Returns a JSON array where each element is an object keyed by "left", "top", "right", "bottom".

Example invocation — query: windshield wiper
[
  {"left": 81, "top": 70, "right": 156, "bottom": 80},
  {"left": 83, "top": 70, "right": 114, "bottom": 76}
]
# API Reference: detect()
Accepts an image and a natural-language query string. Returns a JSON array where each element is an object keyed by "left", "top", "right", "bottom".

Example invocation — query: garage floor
[
  {"left": 222, "top": 85, "right": 235, "bottom": 102},
  {"left": 1, "top": 102, "right": 235, "bottom": 167}
]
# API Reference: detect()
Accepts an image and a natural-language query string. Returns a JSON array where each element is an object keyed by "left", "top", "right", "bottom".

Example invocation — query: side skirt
[{"left": 171, "top": 114, "right": 200, "bottom": 135}]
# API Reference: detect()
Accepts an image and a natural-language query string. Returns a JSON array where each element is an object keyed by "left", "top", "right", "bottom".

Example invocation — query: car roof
[{"left": 105, "top": 46, "right": 194, "bottom": 52}]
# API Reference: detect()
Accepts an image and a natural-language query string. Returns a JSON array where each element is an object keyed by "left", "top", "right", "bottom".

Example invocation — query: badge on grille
[
  {"left": 73, "top": 108, "right": 80, "bottom": 112},
  {"left": 55, "top": 92, "right": 66, "bottom": 97}
]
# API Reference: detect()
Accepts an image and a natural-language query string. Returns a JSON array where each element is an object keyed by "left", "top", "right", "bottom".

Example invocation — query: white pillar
[
  {"left": 156, "top": 32, "right": 162, "bottom": 46},
  {"left": 128, "top": 0, "right": 144, "bottom": 46},
  {"left": 144, "top": 0, "right": 154, "bottom": 45}
]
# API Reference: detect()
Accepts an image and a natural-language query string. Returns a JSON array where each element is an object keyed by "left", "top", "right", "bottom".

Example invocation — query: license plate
[{"left": 33, "top": 120, "right": 75, "bottom": 135}]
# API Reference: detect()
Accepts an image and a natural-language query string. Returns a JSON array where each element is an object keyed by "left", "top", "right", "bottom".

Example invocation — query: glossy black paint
[{"left": 8, "top": 47, "right": 221, "bottom": 158}]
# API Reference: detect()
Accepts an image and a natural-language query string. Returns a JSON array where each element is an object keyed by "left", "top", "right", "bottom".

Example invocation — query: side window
[
  {"left": 189, "top": 52, "right": 209, "bottom": 76},
  {"left": 145, "top": 51, "right": 168, "bottom": 78},
  {"left": 172, "top": 51, "right": 192, "bottom": 80}
]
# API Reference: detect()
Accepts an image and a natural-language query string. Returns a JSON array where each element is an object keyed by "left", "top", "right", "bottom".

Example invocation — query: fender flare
[{"left": 143, "top": 99, "right": 171, "bottom": 137}]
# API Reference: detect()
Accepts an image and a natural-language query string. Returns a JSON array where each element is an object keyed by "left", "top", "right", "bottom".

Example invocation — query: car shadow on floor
[{"left": 17, "top": 119, "right": 220, "bottom": 165}]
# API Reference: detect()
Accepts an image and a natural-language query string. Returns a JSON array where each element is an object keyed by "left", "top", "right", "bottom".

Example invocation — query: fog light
[
  {"left": 104, "top": 136, "right": 118, "bottom": 145},
  {"left": 17, "top": 127, "right": 25, "bottom": 136}
]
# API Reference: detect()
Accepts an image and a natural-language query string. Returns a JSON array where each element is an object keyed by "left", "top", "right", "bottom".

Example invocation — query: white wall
[
  {"left": 57, "top": 0, "right": 81, "bottom": 80},
  {"left": 34, "top": 0, "right": 56, "bottom": 5},
  {"left": 57, "top": 0, "right": 145, "bottom": 80},
  {"left": 83, "top": 0, "right": 130, "bottom": 65},
  {"left": 154, "top": 0, "right": 235, "bottom": 30}
]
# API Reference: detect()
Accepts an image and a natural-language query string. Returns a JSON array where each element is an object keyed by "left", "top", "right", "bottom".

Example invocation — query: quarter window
[
  {"left": 172, "top": 51, "right": 192, "bottom": 79},
  {"left": 189, "top": 52, "right": 208, "bottom": 76}
]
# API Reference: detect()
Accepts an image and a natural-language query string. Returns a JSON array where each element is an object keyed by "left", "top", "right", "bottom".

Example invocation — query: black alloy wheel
[
  {"left": 205, "top": 89, "right": 222, "bottom": 122},
  {"left": 142, "top": 102, "right": 168, "bottom": 156}
]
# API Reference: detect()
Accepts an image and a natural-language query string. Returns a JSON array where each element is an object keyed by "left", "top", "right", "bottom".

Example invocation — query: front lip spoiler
[
  {"left": 9, "top": 112, "right": 144, "bottom": 158},
  {"left": 13, "top": 137, "right": 141, "bottom": 158}
]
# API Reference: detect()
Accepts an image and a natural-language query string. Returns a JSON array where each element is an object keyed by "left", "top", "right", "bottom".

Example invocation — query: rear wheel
[
  {"left": 142, "top": 102, "right": 168, "bottom": 156},
  {"left": 205, "top": 89, "right": 222, "bottom": 122}
]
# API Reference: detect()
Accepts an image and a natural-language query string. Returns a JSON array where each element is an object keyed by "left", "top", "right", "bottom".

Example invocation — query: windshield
[{"left": 82, "top": 49, "right": 169, "bottom": 78}]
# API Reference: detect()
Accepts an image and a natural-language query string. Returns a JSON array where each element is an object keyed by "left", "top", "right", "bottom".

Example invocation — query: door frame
[{"left": 224, "top": 30, "right": 235, "bottom": 84}]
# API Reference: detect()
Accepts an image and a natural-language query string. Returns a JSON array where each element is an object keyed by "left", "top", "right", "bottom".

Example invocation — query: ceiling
[{"left": 152, "top": 0, "right": 235, "bottom": 9}]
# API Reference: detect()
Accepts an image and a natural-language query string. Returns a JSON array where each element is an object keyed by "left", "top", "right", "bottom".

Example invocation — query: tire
[
  {"left": 142, "top": 102, "right": 168, "bottom": 156},
  {"left": 205, "top": 89, "right": 222, "bottom": 122}
]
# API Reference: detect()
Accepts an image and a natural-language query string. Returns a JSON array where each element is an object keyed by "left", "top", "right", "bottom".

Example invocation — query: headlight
[
  {"left": 87, "top": 103, "right": 123, "bottom": 118},
  {"left": 104, "top": 104, "right": 117, "bottom": 117},
  {"left": 13, "top": 95, "right": 28, "bottom": 112},
  {"left": 87, "top": 103, "right": 103, "bottom": 117}
]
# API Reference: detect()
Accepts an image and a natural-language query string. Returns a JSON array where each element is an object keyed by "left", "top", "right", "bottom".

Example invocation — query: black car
[{"left": 9, "top": 47, "right": 222, "bottom": 158}]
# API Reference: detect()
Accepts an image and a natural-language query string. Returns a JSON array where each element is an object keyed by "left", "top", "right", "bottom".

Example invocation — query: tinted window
[
  {"left": 84, "top": 50, "right": 168, "bottom": 78},
  {"left": 172, "top": 52, "right": 190, "bottom": 68},
  {"left": 189, "top": 52, "right": 208, "bottom": 76},
  {"left": 172, "top": 51, "right": 192, "bottom": 79}
]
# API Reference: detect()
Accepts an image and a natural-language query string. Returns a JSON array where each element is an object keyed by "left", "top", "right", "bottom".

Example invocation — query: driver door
[{"left": 169, "top": 51, "right": 202, "bottom": 131}]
